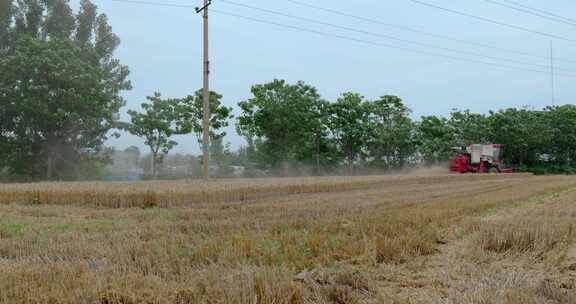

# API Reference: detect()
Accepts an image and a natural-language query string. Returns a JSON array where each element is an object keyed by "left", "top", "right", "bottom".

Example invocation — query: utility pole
[
  {"left": 550, "top": 40, "right": 555, "bottom": 107},
  {"left": 196, "top": 0, "right": 212, "bottom": 180}
]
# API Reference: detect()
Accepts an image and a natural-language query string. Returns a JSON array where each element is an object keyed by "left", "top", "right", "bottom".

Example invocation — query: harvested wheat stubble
[
  {"left": 385, "top": 186, "right": 576, "bottom": 303},
  {"left": 0, "top": 174, "right": 575, "bottom": 303},
  {"left": 0, "top": 174, "right": 534, "bottom": 208}
]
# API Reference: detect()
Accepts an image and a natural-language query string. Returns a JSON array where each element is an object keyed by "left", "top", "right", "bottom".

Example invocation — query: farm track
[{"left": 0, "top": 174, "right": 575, "bottom": 303}]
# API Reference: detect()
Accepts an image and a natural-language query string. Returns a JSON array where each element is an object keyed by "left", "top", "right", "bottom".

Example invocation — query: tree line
[
  {"left": 2, "top": 0, "right": 575, "bottom": 181},
  {"left": 235, "top": 79, "right": 576, "bottom": 176}
]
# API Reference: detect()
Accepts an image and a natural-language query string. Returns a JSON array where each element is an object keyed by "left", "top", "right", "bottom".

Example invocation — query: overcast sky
[{"left": 76, "top": 0, "right": 576, "bottom": 154}]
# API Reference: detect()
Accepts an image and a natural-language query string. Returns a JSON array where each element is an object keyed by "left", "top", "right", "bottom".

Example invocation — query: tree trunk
[
  {"left": 316, "top": 136, "right": 321, "bottom": 176},
  {"left": 46, "top": 152, "right": 53, "bottom": 180},
  {"left": 151, "top": 152, "right": 157, "bottom": 179},
  {"left": 346, "top": 148, "right": 354, "bottom": 175},
  {"left": 46, "top": 140, "right": 56, "bottom": 180}
]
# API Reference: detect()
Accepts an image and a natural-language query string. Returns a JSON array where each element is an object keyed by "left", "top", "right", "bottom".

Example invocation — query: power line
[
  {"left": 284, "top": 0, "right": 576, "bottom": 64},
  {"left": 221, "top": 0, "right": 575, "bottom": 73},
  {"left": 107, "top": 0, "right": 576, "bottom": 78},
  {"left": 409, "top": 0, "right": 576, "bottom": 43},
  {"left": 484, "top": 0, "right": 576, "bottom": 27},
  {"left": 498, "top": 0, "right": 576, "bottom": 25},
  {"left": 211, "top": 10, "right": 576, "bottom": 78}
]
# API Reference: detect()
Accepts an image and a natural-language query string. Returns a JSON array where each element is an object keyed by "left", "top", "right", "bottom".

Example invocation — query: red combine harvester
[{"left": 450, "top": 144, "right": 513, "bottom": 174}]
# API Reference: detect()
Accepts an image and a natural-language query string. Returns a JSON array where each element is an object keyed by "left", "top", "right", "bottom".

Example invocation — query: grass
[
  {"left": 0, "top": 222, "right": 24, "bottom": 238},
  {"left": 0, "top": 174, "right": 575, "bottom": 303}
]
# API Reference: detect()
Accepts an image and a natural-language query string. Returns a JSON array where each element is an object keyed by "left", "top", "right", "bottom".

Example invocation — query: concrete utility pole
[{"left": 196, "top": 0, "right": 212, "bottom": 180}]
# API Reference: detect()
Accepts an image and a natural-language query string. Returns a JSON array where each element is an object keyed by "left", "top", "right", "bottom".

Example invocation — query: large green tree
[
  {"left": 448, "top": 109, "right": 490, "bottom": 145},
  {"left": 0, "top": 0, "right": 130, "bottom": 180},
  {"left": 237, "top": 80, "right": 329, "bottom": 173},
  {"left": 365, "top": 96, "right": 416, "bottom": 169},
  {"left": 326, "top": 92, "right": 371, "bottom": 171}
]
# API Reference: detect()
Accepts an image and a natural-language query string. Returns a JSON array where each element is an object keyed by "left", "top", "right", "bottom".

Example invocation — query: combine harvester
[{"left": 450, "top": 144, "right": 513, "bottom": 174}]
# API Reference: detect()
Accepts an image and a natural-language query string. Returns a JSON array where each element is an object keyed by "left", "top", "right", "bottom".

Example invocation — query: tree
[
  {"left": 326, "top": 92, "right": 371, "bottom": 172},
  {"left": 486, "top": 108, "right": 545, "bottom": 166},
  {"left": 1, "top": 37, "right": 129, "bottom": 179},
  {"left": 125, "top": 89, "right": 232, "bottom": 179},
  {"left": 448, "top": 109, "right": 489, "bottom": 145},
  {"left": 237, "top": 80, "right": 329, "bottom": 173},
  {"left": 546, "top": 105, "right": 576, "bottom": 166},
  {"left": 365, "top": 96, "right": 416, "bottom": 169},
  {"left": 0, "top": 0, "right": 130, "bottom": 180},
  {"left": 126, "top": 93, "right": 179, "bottom": 179},
  {"left": 416, "top": 116, "right": 457, "bottom": 164},
  {"left": 0, "top": 0, "right": 14, "bottom": 47},
  {"left": 177, "top": 89, "right": 233, "bottom": 149},
  {"left": 44, "top": 0, "right": 76, "bottom": 39}
]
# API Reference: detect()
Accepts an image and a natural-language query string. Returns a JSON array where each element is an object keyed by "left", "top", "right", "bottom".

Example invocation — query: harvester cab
[{"left": 450, "top": 144, "right": 513, "bottom": 174}]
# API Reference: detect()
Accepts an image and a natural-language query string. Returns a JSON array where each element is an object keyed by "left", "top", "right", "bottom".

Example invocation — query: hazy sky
[{"left": 74, "top": 0, "right": 576, "bottom": 154}]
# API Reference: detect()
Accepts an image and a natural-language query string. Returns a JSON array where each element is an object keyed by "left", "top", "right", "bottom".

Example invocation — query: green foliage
[
  {"left": 365, "top": 96, "right": 416, "bottom": 169},
  {"left": 125, "top": 90, "right": 232, "bottom": 179},
  {"left": 448, "top": 109, "right": 490, "bottom": 144},
  {"left": 237, "top": 82, "right": 422, "bottom": 175},
  {"left": 487, "top": 108, "right": 545, "bottom": 166},
  {"left": 237, "top": 79, "right": 331, "bottom": 174},
  {"left": 234, "top": 78, "right": 576, "bottom": 176},
  {"left": 326, "top": 92, "right": 371, "bottom": 171},
  {"left": 126, "top": 93, "right": 180, "bottom": 179},
  {"left": 44, "top": 0, "right": 76, "bottom": 39},
  {"left": 416, "top": 116, "right": 456, "bottom": 164},
  {"left": 0, "top": 0, "right": 130, "bottom": 180},
  {"left": 545, "top": 105, "right": 576, "bottom": 165},
  {"left": 0, "top": 0, "right": 15, "bottom": 47},
  {"left": 177, "top": 89, "right": 234, "bottom": 148},
  {"left": 414, "top": 106, "right": 576, "bottom": 172}
]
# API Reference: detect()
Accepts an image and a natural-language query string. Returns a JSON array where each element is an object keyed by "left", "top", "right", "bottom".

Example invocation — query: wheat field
[{"left": 1, "top": 174, "right": 575, "bottom": 303}]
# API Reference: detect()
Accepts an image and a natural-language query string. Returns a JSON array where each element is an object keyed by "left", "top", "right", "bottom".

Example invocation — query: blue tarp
[{"left": 103, "top": 174, "right": 142, "bottom": 182}]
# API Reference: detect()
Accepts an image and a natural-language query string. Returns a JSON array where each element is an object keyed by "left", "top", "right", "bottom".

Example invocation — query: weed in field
[
  {"left": 454, "top": 227, "right": 466, "bottom": 238},
  {"left": 480, "top": 207, "right": 498, "bottom": 218},
  {"left": 0, "top": 222, "right": 24, "bottom": 238}
]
